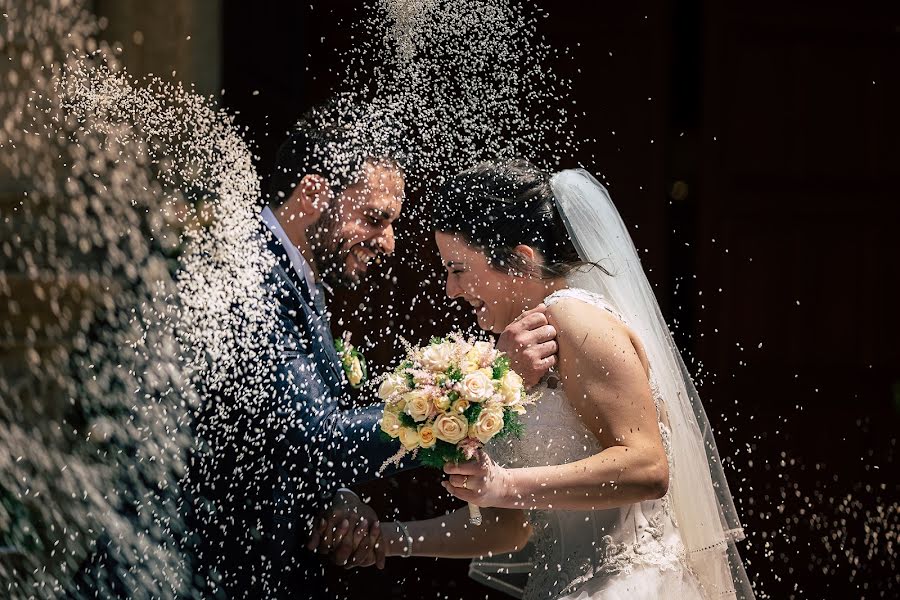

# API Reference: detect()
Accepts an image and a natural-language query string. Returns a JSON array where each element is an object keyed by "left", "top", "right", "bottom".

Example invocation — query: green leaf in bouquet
[
  {"left": 464, "top": 402, "right": 483, "bottom": 424},
  {"left": 447, "top": 390, "right": 460, "bottom": 402},
  {"left": 499, "top": 408, "right": 525, "bottom": 439},
  {"left": 446, "top": 366, "right": 463, "bottom": 382},
  {"left": 492, "top": 355, "right": 511, "bottom": 379},
  {"left": 398, "top": 412, "right": 418, "bottom": 428},
  {"left": 429, "top": 335, "right": 447, "bottom": 345},
  {"left": 417, "top": 440, "right": 463, "bottom": 469}
]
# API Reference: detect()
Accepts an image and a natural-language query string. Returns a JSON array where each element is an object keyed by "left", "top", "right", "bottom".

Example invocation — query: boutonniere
[{"left": 335, "top": 331, "right": 367, "bottom": 389}]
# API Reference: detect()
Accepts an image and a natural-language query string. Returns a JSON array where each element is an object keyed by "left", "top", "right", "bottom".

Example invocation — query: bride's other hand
[
  {"left": 306, "top": 490, "right": 383, "bottom": 567},
  {"left": 342, "top": 520, "right": 386, "bottom": 570},
  {"left": 497, "top": 303, "right": 557, "bottom": 388},
  {"left": 442, "top": 450, "right": 512, "bottom": 508}
]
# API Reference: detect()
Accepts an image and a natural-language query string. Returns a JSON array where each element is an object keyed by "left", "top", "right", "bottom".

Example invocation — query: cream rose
[
  {"left": 386, "top": 396, "right": 407, "bottom": 414},
  {"left": 471, "top": 406, "right": 505, "bottom": 443},
  {"left": 380, "top": 411, "right": 402, "bottom": 438},
  {"left": 460, "top": 370, "right": 495, "bottom": 402},
  {"left": 377, "top": 373, "right": 407, "bottom": 400},
  {"left": 347, "top": 356, "right": 364, "bottom": 387},
  {"left": 418, "top": 424, "right": 437, "bottom": 448},
  {"left": 433, "top": 395, "right": 452, "bottom": 411},
  {"left": 420, "top": 342, "right": 454, "bottom": 372},
  {"left": 451, "top": 398, "right": 470, "bottom": 414},
  {"left": 403, "top": 390, "right": 432, "bottom": 422},
  {"left": 498, "top": 370, "right": 524, "bottom": 405},
  {"left": 399, "top": 426, "right": 420, "bottom": 450},
  {"left": 459, "top": 350, "right": 480, "bottom": 374},
  {"left": 433, "top": 413, "right": 469, "bottom": 444}
]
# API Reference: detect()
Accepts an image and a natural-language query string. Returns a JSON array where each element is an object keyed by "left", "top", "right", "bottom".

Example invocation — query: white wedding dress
[{"left": 471, "top": 288, "right": 705, "bottom": 600}]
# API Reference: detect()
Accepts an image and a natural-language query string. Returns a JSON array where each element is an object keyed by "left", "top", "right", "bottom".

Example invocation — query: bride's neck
[{"left": 512, "top": 276, "right": 568, "bottom": 314}]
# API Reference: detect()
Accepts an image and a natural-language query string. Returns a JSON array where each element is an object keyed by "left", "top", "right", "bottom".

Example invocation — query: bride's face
[{"left": 435, "top": 231, "right": 523, "bottom": 334}]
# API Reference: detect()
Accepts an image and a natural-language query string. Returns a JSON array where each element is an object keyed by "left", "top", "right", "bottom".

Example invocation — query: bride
[{"left": 370, "top": 159, "right": 753, "bottom": 599}]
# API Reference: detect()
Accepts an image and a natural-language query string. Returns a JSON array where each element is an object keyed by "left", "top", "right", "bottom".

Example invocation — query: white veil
[{"left": 550, "top": 169, "right": 754, "bottom": 599}]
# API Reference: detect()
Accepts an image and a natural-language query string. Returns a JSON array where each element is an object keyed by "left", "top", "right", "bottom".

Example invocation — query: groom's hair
[
  {"left": 268, "top": 102, "right": 401, "bottom": 207},
  {"left": 433, "top": 158, "right": 609, "bottom": 278}
]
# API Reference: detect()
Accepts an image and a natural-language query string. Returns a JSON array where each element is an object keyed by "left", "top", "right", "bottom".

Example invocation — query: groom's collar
[{"left": 261, "top": 206, "right": 330, "bottom": 309}]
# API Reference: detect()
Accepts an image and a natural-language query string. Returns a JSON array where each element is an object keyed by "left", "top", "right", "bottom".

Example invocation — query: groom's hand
[
  {"left": 497, "top": 303, "right": 558, "bottom": 388},
  {"left": 306, "top": 490, "right": 384, "bottom": 568}
]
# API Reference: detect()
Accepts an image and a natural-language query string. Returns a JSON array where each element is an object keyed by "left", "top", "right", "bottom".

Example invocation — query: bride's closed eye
[{"left": 444, "top": 260, "right": 468, "bottom": 275}]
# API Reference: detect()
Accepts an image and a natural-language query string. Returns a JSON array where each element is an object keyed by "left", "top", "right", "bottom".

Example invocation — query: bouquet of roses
[{"left": 377, "top": 334, "right": 533, "bottom": 524}]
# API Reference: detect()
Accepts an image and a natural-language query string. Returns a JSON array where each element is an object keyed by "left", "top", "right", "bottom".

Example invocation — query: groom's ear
[{"left": 294, "top": 174, "right": 332, "bottom": 219}]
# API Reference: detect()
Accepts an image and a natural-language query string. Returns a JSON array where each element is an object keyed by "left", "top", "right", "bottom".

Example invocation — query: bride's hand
[
  {"left": 442, "top": 450, "right": 512, "bottom": 508},
  {"left": 497, "top": 303, "right": 558, "bottom": 388}
]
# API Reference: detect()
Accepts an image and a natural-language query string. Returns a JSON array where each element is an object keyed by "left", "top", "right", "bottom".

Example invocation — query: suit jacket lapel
[{"left": 263, "top": 226, "right": 345, "bottom": 389}]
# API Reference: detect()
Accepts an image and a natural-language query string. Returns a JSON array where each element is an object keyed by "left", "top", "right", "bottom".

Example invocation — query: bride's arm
[
  {"left": 379, "top": 507, "right": 531, "bottom": 559},
  {"left": 445, "top": 298, "right": 669, "bottom": 512}
]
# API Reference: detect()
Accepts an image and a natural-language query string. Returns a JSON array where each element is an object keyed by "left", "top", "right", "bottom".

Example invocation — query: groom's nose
[{"left": 375, "top": 224, "right": 395, "bottom": 255}]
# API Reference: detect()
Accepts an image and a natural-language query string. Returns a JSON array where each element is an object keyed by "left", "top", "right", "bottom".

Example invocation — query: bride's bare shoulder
[
  {"left": 545, "top": 296, "right": 629, "bottom": 342},
  {"left": 546, "top": 296, "right": 649, "bottom": 373}
]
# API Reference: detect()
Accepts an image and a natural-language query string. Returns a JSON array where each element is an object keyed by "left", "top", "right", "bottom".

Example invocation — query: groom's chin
[{"left": 322, "top": 266, "right": 359, "bottom": 290}]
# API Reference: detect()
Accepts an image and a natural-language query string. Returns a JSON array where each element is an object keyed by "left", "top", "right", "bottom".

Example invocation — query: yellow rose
[
  {"left": 418, "top": 424, "right": 437, "bottom": 448},
  {"left": 433, "top": 413, "right": 469, "bottom": 444},
  {"left": 380, "top": 411, "right": 402, "bottom": 438},
  {"left": 399, "top": 426, "right": 420, "bottom": 450},
  {"left": 498, "top": 370, "right": 524, "bottom": 405},
  {"left": 403, "top": 390, "right": 432, "bottom": 422},
  {"left": 471, "top": 406, "right": 505, "bottom": 443},
  {"left": 347, "top": 357, "right": 364, "bottom": 387},
  {"left": 460, "top": 370, "right": 495, "bottom": 403},
  {"left": 420, "top": 342, "right": 454, "bottom": 372},
  {"left": 451, "top": 398, "right": 470, "bottom": 414},
  {"left": 378, "top": 373, "right": 407, "bottom": 400},
  {"left": 433, "top": 395, "right": 452, "bottom": 411}
]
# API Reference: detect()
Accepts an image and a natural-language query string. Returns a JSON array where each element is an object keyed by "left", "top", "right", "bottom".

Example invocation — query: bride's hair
[{"left": 432, "top": 158, "right": 609, "bottom": 278}]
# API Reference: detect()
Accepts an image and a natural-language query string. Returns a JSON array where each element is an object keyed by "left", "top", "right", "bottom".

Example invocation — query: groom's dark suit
[{"left": 189, "top": 216, "right": 403, "bottom": 599}]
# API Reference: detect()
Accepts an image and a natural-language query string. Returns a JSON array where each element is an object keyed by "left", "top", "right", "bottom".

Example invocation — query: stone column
[{"left": 93, "top": 0, "right": 222, "bottom": 97}]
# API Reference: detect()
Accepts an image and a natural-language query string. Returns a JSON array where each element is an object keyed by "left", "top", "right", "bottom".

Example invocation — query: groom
[{"left": 188, "top": 112, "right": 558, "bottom": 599}]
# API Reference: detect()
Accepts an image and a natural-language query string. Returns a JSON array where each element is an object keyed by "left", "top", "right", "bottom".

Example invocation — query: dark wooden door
[{"left": 689, "top": 3, "right": 900, "bottom": 597}]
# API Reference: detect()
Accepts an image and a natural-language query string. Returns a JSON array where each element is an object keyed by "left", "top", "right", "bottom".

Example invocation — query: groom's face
[{"left": 312, "top": 160, "right": 404, "bottom": 287}]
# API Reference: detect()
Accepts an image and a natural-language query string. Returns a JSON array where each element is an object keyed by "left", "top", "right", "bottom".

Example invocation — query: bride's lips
[{"left": 469, "top": 299, "right": 489, "bottom": 320}]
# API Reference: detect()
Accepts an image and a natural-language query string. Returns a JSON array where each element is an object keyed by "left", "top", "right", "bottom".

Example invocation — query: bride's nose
[{"left": 445, "top": 276, "right": 463, "bottom": 299}]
